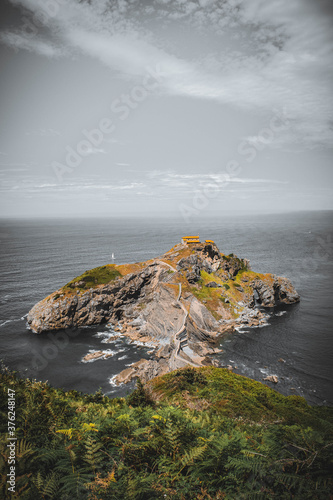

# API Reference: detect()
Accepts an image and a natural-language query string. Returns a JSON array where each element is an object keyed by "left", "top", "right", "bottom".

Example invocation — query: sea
[{"left": 0, "top": 211, "right": 332, "bottom": 405}]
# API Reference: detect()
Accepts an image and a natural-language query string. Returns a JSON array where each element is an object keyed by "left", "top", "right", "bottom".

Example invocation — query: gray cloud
[
  {"left": 1, "top": 0, "right": 332, "bottom": 149},
  {"left": 0, "top": 31, "right": 65, "bottom": 57},
  {"left": 0, "top": 0, "right": 332, "bottom": 217}
]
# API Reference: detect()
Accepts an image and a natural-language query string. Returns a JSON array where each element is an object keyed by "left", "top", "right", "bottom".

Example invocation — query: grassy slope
[
  {"left": 62, "top": 264, "right": 122, "bottom": 291},
  {"left": 1, "top": 368, "right": 332, "bottom": 499}
]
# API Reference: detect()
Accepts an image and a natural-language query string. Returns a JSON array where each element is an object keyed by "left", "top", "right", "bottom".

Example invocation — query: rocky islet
[{"left": 27, "top": 239, "right": 300, "bottom": 384}]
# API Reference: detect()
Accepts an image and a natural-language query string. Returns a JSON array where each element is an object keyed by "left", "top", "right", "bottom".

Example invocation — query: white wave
[
  {"left": 93, "top": 331, "right": 110, "bottom": 339},
  {"left": 101, "top": 336, "right": 121, "bottom": 344},
  {"left": 118, "top": 354, "right": 128, "bottom": 360},
  {"left": 0, "top": 320, "right": 13, "bottom": 327},
  {"left": 0, "top": 318, "right": 23, "bottom": 327},
  {"left": 236, "top": 326, "right": 250, "bottom": 333},
  {"left": 93, "top": 330, "right": 124, "bottom": 345},
  {"left": 130, "top": 339, "right": 157, "bottom": 348},
  {"left": 275, "top": 311, "right": 287, "bottom": 317},
  {"left": 108, "top": 374, "right": 120, "bottom": 387}
]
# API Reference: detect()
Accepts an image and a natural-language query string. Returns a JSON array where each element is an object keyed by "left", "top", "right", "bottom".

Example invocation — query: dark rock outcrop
[{"left": 251, "top": 276, "right": 300, "bottom": 307}]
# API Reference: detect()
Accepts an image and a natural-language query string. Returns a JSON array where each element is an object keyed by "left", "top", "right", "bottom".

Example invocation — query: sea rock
[
  {"left": 83, "top": 350, "right": 114, "bottom": 362},
  {"left": 263, "top": 375, "right": 279, "bottom": 384},
  {"left": 251, "top": 276, "right": 300, "bottom": 307}
]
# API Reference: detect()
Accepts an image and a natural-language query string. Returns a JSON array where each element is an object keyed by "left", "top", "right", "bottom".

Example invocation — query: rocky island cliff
[{"left": 27, "top": 239, "right": 300, "bottom": 383}]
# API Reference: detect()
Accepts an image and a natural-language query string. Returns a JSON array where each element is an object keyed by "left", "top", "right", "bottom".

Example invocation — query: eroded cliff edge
[{"left": 27, "top": 240, "right": 300, "bottom": 383}]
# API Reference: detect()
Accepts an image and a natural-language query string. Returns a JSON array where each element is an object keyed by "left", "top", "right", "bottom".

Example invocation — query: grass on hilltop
[{"left": 62, "top": 264, "right": 122, "bottom": 292}]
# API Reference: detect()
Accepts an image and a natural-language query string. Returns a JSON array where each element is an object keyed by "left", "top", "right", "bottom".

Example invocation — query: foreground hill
[
  {"left": 0, "top": 367, "right": 332, "bottom": 499},
  {"left": 27, "top": 239, "right": 300, "bottom": 383}
]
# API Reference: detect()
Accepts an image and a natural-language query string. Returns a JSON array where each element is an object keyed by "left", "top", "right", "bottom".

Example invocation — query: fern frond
[
  {"left": 84, "top": 435, "right": 104, "bottom": 472},
  {"left": 56, "top": 428, "right": 73, "bottom": 439},
  {"left": 32, "top": 471, "right": 60, "bottom": 499}
]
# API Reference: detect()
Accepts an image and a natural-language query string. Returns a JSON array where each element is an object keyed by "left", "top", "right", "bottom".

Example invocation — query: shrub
[{"left": 127, "top": 378, "right": 155, "bottom": 407}]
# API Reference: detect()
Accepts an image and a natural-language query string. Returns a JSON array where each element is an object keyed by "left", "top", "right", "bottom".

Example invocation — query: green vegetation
[
  {"left": 1, "top": 367, "right": 332, "bottom": 499},
  {"left": 190, "top": 284, "right": 222, "bottom": 321},
  {"left": 62, "top": 265, "right": 121, "bottom": 292}
]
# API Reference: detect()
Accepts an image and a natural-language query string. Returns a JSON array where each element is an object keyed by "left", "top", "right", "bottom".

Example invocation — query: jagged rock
[
  {"left": 263, "top": 375, "right": 279, "bottom": 383},
  {"left": 71, "top": 280, "right": 85, "bottom": 288},
  {"left": 83, "top": 350, "right": 114, "bottom": 362},
  {"left": 252, "top": 277, "right": 300, "bottom": 307},
  {"left": 177, "top": 255, "right": 212, "bottom": 275},
  {"left": 206, "top": 281, "right": 219, "bottom": 288},
  {"left": 219, "top": 254, "right": 248, "bottom": 278},
  {"left": 186, "top": 271, "right": 199, "bottom": 284},
  {"left": 156, "top": 344, "right": 172, "bottom": 359}
]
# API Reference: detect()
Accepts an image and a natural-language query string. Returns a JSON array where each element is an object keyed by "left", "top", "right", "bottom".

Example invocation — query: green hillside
[{"left": 1, "top": 367, "right": 332, "bottom": 499}]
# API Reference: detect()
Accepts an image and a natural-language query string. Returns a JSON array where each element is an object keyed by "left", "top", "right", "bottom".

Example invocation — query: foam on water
[
  {"left": 108, "top": 374, "right": 119, "bottom": 387},
  {"left": 0, "top": 318, "right": 23, "bottom": 328},
  {"left": 118, "top": 354, "right": 128, "bottom": 360}
]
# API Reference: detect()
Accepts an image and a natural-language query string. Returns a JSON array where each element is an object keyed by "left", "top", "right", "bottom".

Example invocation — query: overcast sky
[{"left": 0, "top": 0, "right": 332, "bottom": 218}]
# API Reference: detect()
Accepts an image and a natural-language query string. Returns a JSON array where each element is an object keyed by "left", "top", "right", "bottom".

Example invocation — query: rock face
[
  {"left": 264, "top": 375, "right": 279, "bottom": 384},
  {"left": 27, "top": 240, "right": 300, "bottom": 384},
  {"left": 28, "top": 264, "right": 160, "bottom": 334},
  {"left": 252, "top": 277, "right": 300, "bottom": 307}
]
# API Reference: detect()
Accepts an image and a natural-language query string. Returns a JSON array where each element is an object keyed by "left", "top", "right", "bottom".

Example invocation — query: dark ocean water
[{"left": 0, "top": 212, "right": 332, "bottom": 404}]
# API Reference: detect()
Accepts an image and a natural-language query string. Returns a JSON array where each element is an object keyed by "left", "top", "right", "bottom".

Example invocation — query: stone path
[{"left": 154, "top": 259, "right": 201, "bottom": 368}]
